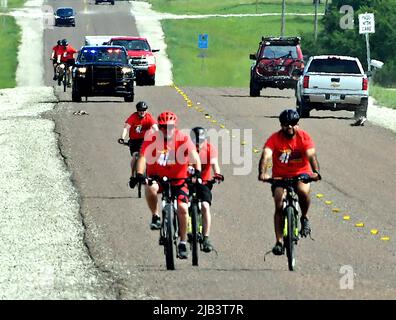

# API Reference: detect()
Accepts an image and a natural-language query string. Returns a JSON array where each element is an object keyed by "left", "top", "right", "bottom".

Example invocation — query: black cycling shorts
[
  {"left": 196, "top": 183, "right": 213, "bottom": 205},
  {"left": 270, "top": 176, "right": 310, "bottom": 196},
  {"left": 65, "top": 59, "right": 75, "bottom": 68},
  {"left": 128, "top": 138, "right": 144, "bottom": 156}
]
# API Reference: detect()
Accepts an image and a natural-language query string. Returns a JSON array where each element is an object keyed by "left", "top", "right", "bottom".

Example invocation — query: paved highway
[{"left": 43, "top": 0, "right": 396, "bottom": 299}]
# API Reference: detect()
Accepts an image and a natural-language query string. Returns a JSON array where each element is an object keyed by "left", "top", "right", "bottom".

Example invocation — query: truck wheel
[
  {"left": 124, "top": 94, "right": 134, "bottom": 102},
  {"left": 354, "top": 98, "right": 368, "bottom": 119},
  {"left": 296, "top": 100, "right": 310, "bottom": 118},
  {"left": 72, "top": 90, "right": 82, "bottom": 102},
  {"left": 249, "top": 79, "right": 260, "bottom": 97}
]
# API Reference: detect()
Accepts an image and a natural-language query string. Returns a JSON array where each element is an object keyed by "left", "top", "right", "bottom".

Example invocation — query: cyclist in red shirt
[
  {"left": 51, "top": 40, "right": 63, "bottom": 80},
  {"left": 134, "top": 111, "right": 201, "bottom": 259},
  {"left": 258, "top": 109, "right": 321, "bottom": 256},
  {"left": 190, "top": 127, "right": 224, "bottom": 253},
  {"left": 118, "top": 101, "right": 158, "bottom": 187},
  {"left": 57, "top": 39, "right": 77, "bottom": 87}
]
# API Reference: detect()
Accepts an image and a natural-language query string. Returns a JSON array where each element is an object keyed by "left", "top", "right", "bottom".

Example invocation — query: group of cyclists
[
  {"left": 118, "top": 102, "right": 224, "bottom": 258},
  {"left": 50, "top": 39, "right": 77, "bottom": 86},
  {"left": 50, "top": 36, "right": 323, "bottom": 261},
  {"left": 118, "top": 101, "right": 321, "bottom": 259}
]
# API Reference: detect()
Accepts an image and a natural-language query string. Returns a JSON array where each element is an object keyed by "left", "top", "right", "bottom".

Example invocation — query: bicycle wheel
[
  {"left": 63, "top": 74, "right": 67, "bottom": 92},
  {"left": 137, "top": 182, "right": 142, "bottom": 198},
  {"left": 284, "top": 206, "right": 296, "bottom": 271},
  {"left": 190, "top": 203, "right": 199, "bottom": 266},
  {"left": 163, "top": 204, "right": 175, "bottom": 270}
]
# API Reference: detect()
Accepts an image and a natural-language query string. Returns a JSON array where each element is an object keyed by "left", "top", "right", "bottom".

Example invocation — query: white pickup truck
[{"left": 295, "top": 55, "right": 369, "bottom": 119}]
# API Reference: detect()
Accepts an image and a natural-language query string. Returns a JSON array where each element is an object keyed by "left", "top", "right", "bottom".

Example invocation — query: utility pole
[
  {"left": 314, "top": 0, "right": 319, "bottom": 41},
  {"left": 281, "top": 0, "right": 286, "bottom": 37}
]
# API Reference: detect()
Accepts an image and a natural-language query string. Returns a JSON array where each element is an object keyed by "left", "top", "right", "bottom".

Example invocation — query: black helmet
[
  {"left": 57, "top": 40, "right": 61, "bottom": 46},
  {"left": 279, "top": 109, "right": 300, "bottom": 125},
  {"left": 61, "top": 39, "right": 68, "bottom": 46},
  {"left": 136, "top": 101, "right": 148, "bottom": 111},
  {"left": 190, "top": 127, "right": 207, "bottom": 144}
]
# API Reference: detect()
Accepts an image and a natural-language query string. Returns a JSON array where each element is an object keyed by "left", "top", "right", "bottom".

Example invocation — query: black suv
[
  {"left": 54, "top": 7, "right": 76, "bottom": 27},
  {"left": 249, "top": 37, "right": 304, "bottom": 96},
  {"left": 72, "top": 46, "right": 135, "bottom": 102}
]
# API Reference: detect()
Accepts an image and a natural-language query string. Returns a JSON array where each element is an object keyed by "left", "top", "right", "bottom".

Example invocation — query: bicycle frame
[{"left": 267, "top": 175, "right": 312, "bottom": 271}]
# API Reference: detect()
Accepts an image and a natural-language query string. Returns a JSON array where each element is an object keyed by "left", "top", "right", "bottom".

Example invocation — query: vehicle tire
[
  {"left": 284, "top": 206, "right": 296, "bottom": 271},
  {"left": 163, "top": 204, "right": 175, "bottom": 270},
  {"left": 95, "top": 1, "right": 98, "bottom": 4},
  {"left": 124, "top": 93, "right": 134, "bottom": 102},
  {"left": 354, "top": 98, "right": 368, "bottom": 119},
  {"left": 72, "top": 90, "right": 82, "bottom": 102},
  {"left": 111, "top": 1, "right": 115, "bottom": 5},
  {"left": 296, "top": 99, "right": 311, "bottom": 118},
  {"left": 190, "top": 203, "right": 200, "bottom": 267},
  {"left": 147, "top": 76, "right": 155, "bottom": 86},
  {"left": 249, "top": 78, "right": 260, "bottom": 97}
]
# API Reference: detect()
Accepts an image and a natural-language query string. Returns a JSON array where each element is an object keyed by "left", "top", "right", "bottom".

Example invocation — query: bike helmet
[
  {"left": 279, "top": 109, "right": 300, "bottom": 125},
  {"left": 157, "top": 111, "right": 178, "bottom": 126},
  {"left": 190, "top": 127, "right": 207, "bottom": 144},
  {"left": 57, "top": 40, "right": 61, "bottom": 46},
  {"left": 61, "top": 39, "right": 68, "bottom": 46},
  {"left": 136, "top": 101, "right": 148, "bottom": 111}
]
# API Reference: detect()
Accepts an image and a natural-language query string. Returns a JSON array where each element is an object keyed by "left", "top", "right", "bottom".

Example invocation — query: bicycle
[
  {"left": 145, "top": 176, "right": 202, "bottom": 270},
  {"left": 118, "top": 138, "right": 142, "bottom": 198},
  {"left": 187, "top": 178, "right": 218, "bottom": 267},
  {"left": 265, "top": 174, "right": 314, "bottom": 271},
  {"left": 56, "top": 63, "right": 67, "bottom": 92}
]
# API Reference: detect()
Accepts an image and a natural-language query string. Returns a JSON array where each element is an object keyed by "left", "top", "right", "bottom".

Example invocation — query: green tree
[{"left": 302, "top": 0, "right": 396, "bottom": 86}]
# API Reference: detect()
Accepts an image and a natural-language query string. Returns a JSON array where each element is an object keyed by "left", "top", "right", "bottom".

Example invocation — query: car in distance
[
  {"left": 295, "top": 55, "right": 369, "bottom": 118},
  {"left": 54, "top": 7, "right": 76, "bottom": 27},
  {"left": 107, "top": 36, "right": 159, "bottom": 86},
  {"left": 95, "top": 0, "right": 115, "bottom": 5},
  {"left": 249, "top": 36, "right": 304, "bottom": 96},
  {"left": 72, "top": 45, "right": 135, "bottom": 102}
]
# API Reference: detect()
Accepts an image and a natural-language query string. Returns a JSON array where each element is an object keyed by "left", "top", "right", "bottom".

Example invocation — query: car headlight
[
  {"left": 77, "top": 67, "right": 87, "bottom": 73},
  {"left": 54, "top": 15, "right": 59, "bottom": 18},
  {"left": 122, "top": 67, "right": 133, "bottom": 74},
  {"left": 69, "top": 16, "right": 75, "bottom": 19},
  {"left": 146, "top": 56, "right": 156, "bottom": 65}
]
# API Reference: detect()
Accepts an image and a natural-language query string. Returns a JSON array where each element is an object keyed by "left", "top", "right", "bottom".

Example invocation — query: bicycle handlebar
[
  {"left": 117, "top": 138, "right": 129, "bottom": 146},
  {"left": 264, "top": 174, "right": 314, "bottom": 185}
]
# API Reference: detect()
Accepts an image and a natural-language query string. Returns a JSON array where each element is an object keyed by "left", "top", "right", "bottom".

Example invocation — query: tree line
[{"left": 302, "top": 0, "right": 396, "bottom": 86}]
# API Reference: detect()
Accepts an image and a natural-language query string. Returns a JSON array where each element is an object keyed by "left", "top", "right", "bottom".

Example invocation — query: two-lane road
[{"left": 43, "top": 0, "right": 396, "bottom": 299}]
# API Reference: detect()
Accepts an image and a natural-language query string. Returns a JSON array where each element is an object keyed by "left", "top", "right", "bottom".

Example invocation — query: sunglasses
[
  {"left": 281, "top": 120, "right": 299, "bottom": 127},
  {"left": 158, "top": 124, "right": 175, "bottom": 130}
]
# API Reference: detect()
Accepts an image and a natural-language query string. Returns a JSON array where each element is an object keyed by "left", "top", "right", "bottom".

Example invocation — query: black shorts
[
  {"left": 65, "top": 59, "right": 75, "bottom": 68},
  {"left": 128, "top": 138, "right": 144, "bottom": 156},
  {"left": 196, "top": 183, "right": 212, "bottom": 205},
  {"left": 270, "top": 178, "right": 309, "bottom": 196}
]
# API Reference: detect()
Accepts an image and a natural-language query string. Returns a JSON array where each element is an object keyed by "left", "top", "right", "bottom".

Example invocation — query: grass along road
[{"left": 149, "top": 0, "right": 327, "bottom": 15}]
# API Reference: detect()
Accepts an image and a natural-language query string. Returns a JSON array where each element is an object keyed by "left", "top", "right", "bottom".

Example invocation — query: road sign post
[
  {"left": 198, "top": 34, "right": 208, "bottom": 71},
  {"left": 359, "top": 13, "right": 375, "bottom": 73}
]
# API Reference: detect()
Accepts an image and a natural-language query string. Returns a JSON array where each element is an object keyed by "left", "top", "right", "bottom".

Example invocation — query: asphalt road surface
[{"left": 43, "top": 0, "right": 396, "bottom": 299}]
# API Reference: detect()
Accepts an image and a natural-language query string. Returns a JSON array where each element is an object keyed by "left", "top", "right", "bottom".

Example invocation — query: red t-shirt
[
  {"left": 140, "top": 129, "right": 196, "bottom": 185},
  {"left": 52, "top": 45, "right": 63, "bottom": 58},
  {"left": 125, "top": 112, "right": 156, "bottom": 140},
  {"left": 198, "top": 141, "right": 218, "bottom": 182},
  {"left": 264, "top": 129, "right": 315, "bottom": 178},
  {"left": 59, "top": 45, "right": 77, "bottom": 62}
]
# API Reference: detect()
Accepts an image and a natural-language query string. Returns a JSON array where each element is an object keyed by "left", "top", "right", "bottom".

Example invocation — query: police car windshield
[
  {"left": 112, "top": 40, "right": 150, "bottom": 51},
  {"left": 78, "top": 48, "right": 128, "bottom": 64}
]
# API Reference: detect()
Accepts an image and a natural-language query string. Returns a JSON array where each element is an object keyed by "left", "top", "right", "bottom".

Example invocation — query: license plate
[
  {"left": 329, "top": 94, "right": 341, "bottom": 101},
  {"left": 97, "top": 82, "right": 109, "bottom": 86}
]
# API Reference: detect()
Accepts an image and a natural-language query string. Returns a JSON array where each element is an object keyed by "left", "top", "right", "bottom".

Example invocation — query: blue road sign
[{"left": 198, "top": 34, "right": 208, "bottom": 49}]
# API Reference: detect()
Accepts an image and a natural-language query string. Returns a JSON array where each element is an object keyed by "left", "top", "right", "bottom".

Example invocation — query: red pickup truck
[{"left": 108, "top": 36, "right": 159, "bottom": 86}]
